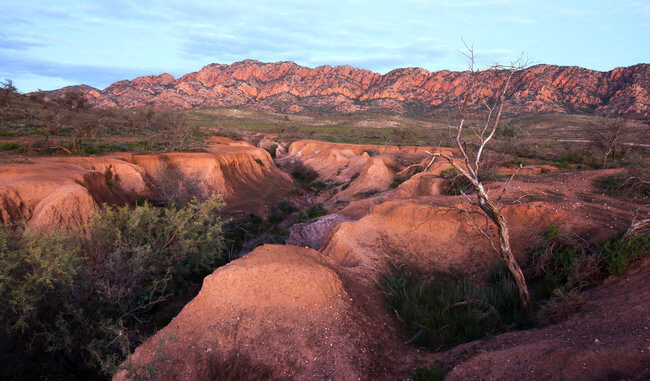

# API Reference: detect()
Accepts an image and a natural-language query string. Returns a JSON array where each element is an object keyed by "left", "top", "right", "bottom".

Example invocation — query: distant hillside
[{"left": 44, "top": 60, "right": 650, "bottom": 118}]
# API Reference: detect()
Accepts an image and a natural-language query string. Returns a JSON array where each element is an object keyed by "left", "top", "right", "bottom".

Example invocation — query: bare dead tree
[
  {"left": 592, "top": 118, "right": 627, "bottom": 167},
  {"left": 426, "top": 47, "right": 532, "bottom": 311},
  {"left": 70, "top": 113, "right": 102, "bottom": 152}
]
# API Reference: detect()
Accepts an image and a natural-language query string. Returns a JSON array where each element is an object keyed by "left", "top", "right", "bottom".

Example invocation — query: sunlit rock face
[{"left": 45, "top": 60, "right": 649, "bottom": 118}]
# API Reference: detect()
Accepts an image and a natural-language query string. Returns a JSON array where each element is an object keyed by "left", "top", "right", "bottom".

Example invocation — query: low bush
[
  {"left": 284, "top": 160, "right": 319, "bottom": 189},
  {"left": 535, "top": 289, "right": 585, "bottom": 326},
  {"left": 528, "top": 226, "right": 601, "bottom": 298},
  {"left": 391, "top": 175, "right": 407, "bottom": 188},
  {"left": 0, "top": 141, "right": 19, "bottom": 150},
  {"left": 528, "top": 226, "right": 649, "bottom": 325},
  {"left": 379, "top": 265, "right": 524, "bottom": 351},
  {"left": 311, "top": 180, "right": 327, "bottom": 190},
  {"left": 296, "top": 204, "right": 327, "bottom": 222},
  {"left": 602, "top": 233, "right": 650, "bottom": 274},
  {"left": 596, "top": 171, "right": 649, "bottom": 202},
  {"left": 0, "top": 195, "right": 226, "bottom": 379},
  {"left": 551, "top": 160, "right": 571, "bottom": 169},
  {"left": 440, "top": 168, "right": 473, "bottom": 196}
]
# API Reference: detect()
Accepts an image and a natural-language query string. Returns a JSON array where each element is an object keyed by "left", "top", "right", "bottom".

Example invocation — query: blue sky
[{"left": 1, "top": 0, "right": 648, "bottom": 92}]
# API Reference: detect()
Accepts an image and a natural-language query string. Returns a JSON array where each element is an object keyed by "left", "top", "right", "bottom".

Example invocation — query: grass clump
[
  {"left": 0, "top": 195, "right": 226, "bottom": 379},
  {"left": 379, "top": 265, "right": 523, "bottom": 351}
]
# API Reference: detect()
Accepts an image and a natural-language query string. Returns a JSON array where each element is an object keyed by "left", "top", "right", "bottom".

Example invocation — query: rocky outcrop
[{"left": 45, "top": 60, "right": 649, "bottom": 118}]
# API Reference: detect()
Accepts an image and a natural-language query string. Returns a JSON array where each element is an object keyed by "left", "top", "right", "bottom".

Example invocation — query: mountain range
[{"left": 46, "top": 60, "right": 649, "bottom": 118}]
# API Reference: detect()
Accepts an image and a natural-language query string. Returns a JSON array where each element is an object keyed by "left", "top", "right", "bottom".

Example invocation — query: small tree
[
  {"left": 54, "top": 90, "right": 88, "bottom": 111},
  {"left": 0, "top": 78, "right": 18, "bottom": 106},
  {"left": 592, "top": 118, "right": 627, "bottom": 167},
  {"left": 427, "top": 48, "right": 532, "bottom": 311}
]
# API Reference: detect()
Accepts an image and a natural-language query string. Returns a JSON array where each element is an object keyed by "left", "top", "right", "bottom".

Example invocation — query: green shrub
[
  {"left": 0, "top": 142, "right": 19, "bottom": 150},
  {"left": 602, "top": 234, "right": 650, "bottom": 274},
  {"left": 311, "top": 180, "right": 327, "bottom": 189},
  {"left": 528, "top": 226, "right": 649, "bottom": 324},
  {"left": 364, "top": 149, "right": 379, "bottom": 157},
  {"left": 296, "top": 204, "right": 327, "bottom": 222},
  {"left": 0, "top": 195, "right": 226, "bottom": 379},
  {"left": 528, "top": 226, "right": 599, "bottom": 298},
  {"left": 391, "top": 175, "right": 407, "bottom": 188},
  {"left": 255, "top": 158, "right": 265, "bottom": 167},
  {"left": 551, "top": 160, "right": 571, "bottom": 169},
  {"left": 277, "top": 201, "right": 295, "bottom": 214},
  {"left": 380, "top": 266, "right": 523, "bottom": 351}
]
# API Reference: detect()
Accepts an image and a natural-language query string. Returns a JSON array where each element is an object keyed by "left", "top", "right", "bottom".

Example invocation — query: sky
[{"left": 1, "top": 0, "right": 648, "bottom": 93}]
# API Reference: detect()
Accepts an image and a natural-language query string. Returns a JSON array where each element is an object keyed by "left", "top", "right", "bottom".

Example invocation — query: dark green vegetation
[
  {"left": 380, "top": 265, "right": 525, "bottom": 351},
  {"left": 0, "top": 196, "right": 226, "bottom": 380},
  {"left": 412, "top": 364, "right": 446, "bottom": 381},
  {"left": 382, "top": 226, "right": 650, "bottom": 350},
  {"left": 528, "top": 226, "right": 649, "bottom": 324},
  {"left": 283, "top": 159, "right": 320, "bottom": 189},
  {"left": 222, "top": 201, "right": 298, "bottom": 255}
]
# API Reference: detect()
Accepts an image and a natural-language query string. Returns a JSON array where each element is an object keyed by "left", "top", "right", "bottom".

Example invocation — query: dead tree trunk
[{"left": 428, "top": 47, "right": 532, "bottom": 311}]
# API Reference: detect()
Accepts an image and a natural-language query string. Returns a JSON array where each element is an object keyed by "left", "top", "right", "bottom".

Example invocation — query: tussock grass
[{"left": 379, "top": 265, "right": 524, "bottom": 351}]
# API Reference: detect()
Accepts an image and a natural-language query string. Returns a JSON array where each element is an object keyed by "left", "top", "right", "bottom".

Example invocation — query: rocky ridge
[{"left": 46, "top": 60, "right": 650, "bottom": 118}]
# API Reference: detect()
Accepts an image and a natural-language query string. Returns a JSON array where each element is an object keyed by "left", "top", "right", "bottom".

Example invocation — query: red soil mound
[
  {"left": 321, "top": 194, "right": 611, "bottom": 284},
  {"left": 0, "top": 142, "right": 293, "bottom": 228},
  {"left": 114, "top": 245, "right": 398, "bottom": 380}
]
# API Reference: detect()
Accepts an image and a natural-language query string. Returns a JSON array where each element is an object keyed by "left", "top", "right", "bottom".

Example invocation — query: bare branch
[{"left": 497, "top": 164, "right": 522, "bottom": 202}]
